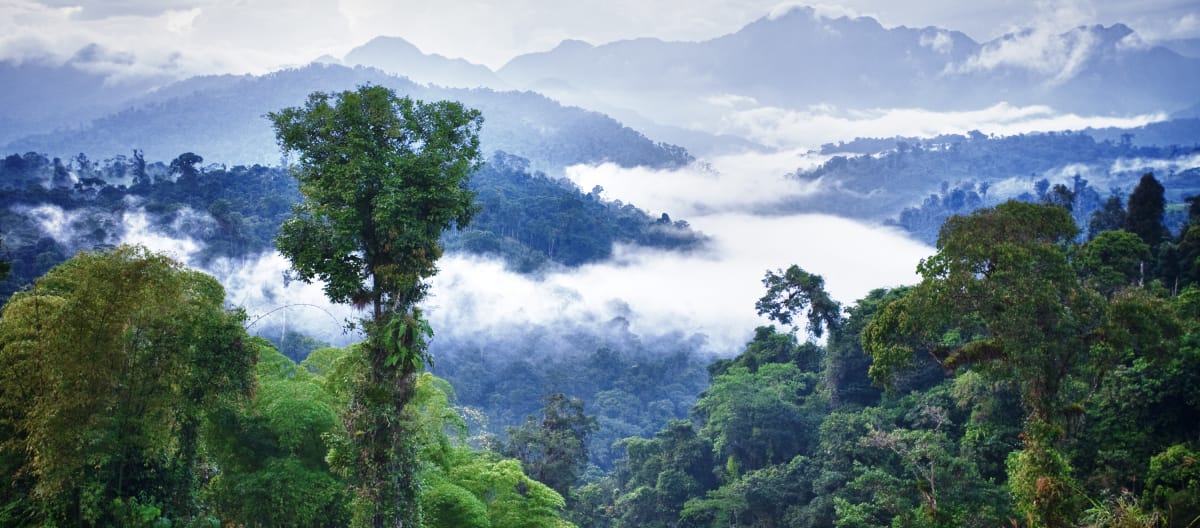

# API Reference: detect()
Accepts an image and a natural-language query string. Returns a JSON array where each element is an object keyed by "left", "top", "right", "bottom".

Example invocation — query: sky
[{"left": 2, "top": 0, "right": 1197, "bottom": 77}]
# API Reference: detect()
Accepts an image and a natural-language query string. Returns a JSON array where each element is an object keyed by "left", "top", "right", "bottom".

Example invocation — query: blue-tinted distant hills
[
  {"left": 342, "top": 36, "right": 506, "bottom": 89},
  {"left": 0, "top": 45, "right": 169, "bottom": 145},
  {"left": 4, "top": 63, "right": 692, "bottom": 171},
  {"left": 498, "top": 7, "right": 1200, "bottom": 117}
]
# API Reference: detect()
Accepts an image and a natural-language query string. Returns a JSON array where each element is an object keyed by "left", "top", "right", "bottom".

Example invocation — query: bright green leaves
[
  {"left": 0, "top": 245, "right": 253, "bottom": 526},
  {"left": 380, "top": 311, "right": 434, "bottom": 371},
  {"left": 270, "top": 86, "right": 483, "bottom": 525},
  {"left": 269, "top": 85, "right": 482, "bottom": 311}
]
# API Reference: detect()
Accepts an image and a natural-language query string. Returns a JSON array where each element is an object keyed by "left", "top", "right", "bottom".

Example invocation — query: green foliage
[
  {"left": 270, "top": 84, "right": 484, "bottom": 526},
  {"left": 449, "top": 455, "right": 575, "bottom": 528},
  {"left": 0, "top": 245, "right": 253, "bottom": 526},
  {"left": 505, "top": 393, "right": 599, "bottom": 497},
  {"left": 1078, "top": 230, "right": 1151, "bottom": 296},
  {"left": 1090, "top": 193, "right": 1128, "bottom": 240},
  {"left": 756, "top": 265, "right": 842, "bottom": 338},
  {"left": 452, "top": 152, "right": 704, "bottom": 270},
  {"left": 270, "top": 85, "right": 482, "bottom": 309},
  {"left": 421, "top": 477, "right": 491, "bottom": 528},
  {"left": 1125, "top": 173, "right": 1169, "bottom": 250},
  {"left": 696, "top": 363, "right": 822, "bottom": 475},
  {"left": 1145, "top": 444, "right": 1200, "bottom": 527}
]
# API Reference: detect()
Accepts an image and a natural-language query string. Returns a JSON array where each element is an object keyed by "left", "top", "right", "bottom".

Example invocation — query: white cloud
[
  {"left": 919, "top": 30, "right": 954, "bottom": 54},
  {"left": 1110, "top": 152, "right": 1200, "bottom": 175},
  {"left": 428, "top": 212, "right": 929, "bottom": 355},
  {"left": 954, "top": 0, "right": 1104, "bottom": 84},
  {"left": 711, "top": 102, "right": 1167, "bottom": 149},
  {"left": 564, "top": 149, "right": 826, "bottom": 218},
  {"left": 704, "top": 93, "right": 760, "bottom": 108}
]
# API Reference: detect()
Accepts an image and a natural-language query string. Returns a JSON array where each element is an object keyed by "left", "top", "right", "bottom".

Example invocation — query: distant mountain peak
[
  {"left": 343, "top": 35, "right": 502, "bottom": 89},
  {"left": 354, "top": 36, "right": 424, "bottom": 56},
  {"left": 554, "top": 39, "right": 594, "bottom": 51}
]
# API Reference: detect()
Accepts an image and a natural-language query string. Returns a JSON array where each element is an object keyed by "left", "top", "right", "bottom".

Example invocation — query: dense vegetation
[
  {"left": 3, "top": 170, "right": 1198, "bottom": 526},
  {"left": 0, "top": 247, "right": 578, "bottom": 526},
  {"left": 568, "top": 180, "right": 1200, "bottom": 528},
  {"left": 0, "top": 149, "right": 703, "bottom": 302},
  {"left": 801, "top": 129, "right": 1200, "bottom": 242},
  {"left": 4, "top": 63, "right": 694, "bottom": 172}
]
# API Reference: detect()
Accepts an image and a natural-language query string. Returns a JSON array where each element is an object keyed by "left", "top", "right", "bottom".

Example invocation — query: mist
[{"left": 708, "top": 102, "right": 1168, "bottom": 149}]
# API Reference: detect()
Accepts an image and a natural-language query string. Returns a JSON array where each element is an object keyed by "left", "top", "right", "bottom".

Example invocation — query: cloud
[
  {"left": 34, "top": 0, "right": 208, "bottom": 20},
  {"left": 953, "top": 0, "right": 1101, "bottom": 84},
  {"left": 711, "top": 102, "right": 1167, "bottom": 149},
  {"left": 1109, "top": 152, "right": 1200, "bottom": 176},
  {"left": 919, "top": 30, "right": 954, "bottom": 54},
  {"left": 704, "top": 93, "right": 760, "bottom": 109},
  {"left": 427, "top": 213, "right": 930, "bottom": 355},
  {"left": 564, "top": 149, "right": 826, "bottom": 218},
  {"left": 1, "top": 0, "right": 354, "bottom": 81}
]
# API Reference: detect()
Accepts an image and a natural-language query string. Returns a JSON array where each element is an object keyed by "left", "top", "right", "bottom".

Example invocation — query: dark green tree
[
  {"left": 1088, "top": 192, "right": 1127, "bottom": 240},
  {"left": 755, "top": 265, "right": 842, "bottom": 338},
  {"left": 504, "top": 393, "right": 599, "bottom": 498},
  {"left": 1124, "top": 173, "right": 1168, "bottom": 250},
  {"left": 0, "top": 237, "right": 10, "bottom": 281},
  {"left": 269, "top": 85, "right": 483, "bottom": 527}
]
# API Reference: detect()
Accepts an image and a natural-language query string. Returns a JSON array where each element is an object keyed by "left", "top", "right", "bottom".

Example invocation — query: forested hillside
[
  {"left": 0, "top": 149, "right": 704, "bottom": 301},
  {"left": 3, "top": 178, "right": 1197, "bottom": 526},
  {"left": 569, "top": 182, "right": 1200, "bottom": 528},
  {"left": 3, "top": 63, "right": 693, "bottom": 172},
  {"left": 799, "top": 128, "right": 1200, "bottom": 242}
]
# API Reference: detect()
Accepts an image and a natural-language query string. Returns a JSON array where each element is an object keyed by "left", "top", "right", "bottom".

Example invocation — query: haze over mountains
[{"left": 4, "top": 5, "right": 1198, "bottom": 161}]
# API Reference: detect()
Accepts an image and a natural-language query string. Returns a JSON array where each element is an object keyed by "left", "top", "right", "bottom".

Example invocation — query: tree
[
  {"left": 1088, "top": 192, "right": 1126, "bottom": 240},
  {"left": 504, "top": 393, "right": 599, "bottom": 498},
  {"left": 755, "top": 265, "right": 842, "bottom": 338},
  {"left": 863, "top": 202, "right": 1180, "bottom": 526},
  {"left": 0, "top": 245, "right": 253, "bottom": 526},
  {"left": 1124, "top": 173, "right": 1168, "bottom": 250},
  {"left": 0, "top": 237, "right": 10, "bottom": 280},
  {"left": 1077, "top": 230, "right": 1151, "bottom": 297},
  {"left": 269, "top": 85, "right": 483, "bottom": 527}
]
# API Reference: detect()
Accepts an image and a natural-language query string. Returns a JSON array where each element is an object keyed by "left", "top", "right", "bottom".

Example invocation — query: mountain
[
  {"left": 343, "top": 36, "right": 506, "bottom": 88},
  {"left": 3, "top": 63, "right": 692, "bottom": 172},
  {"left": 0, "top": 45, "right": 169, "bottom": 145},
  {"left": 1161, "top": 37, "right": 1200, "bottom": 59},
  {"left": 498, "top": 7, "right": 1200, "bottom": 125}
]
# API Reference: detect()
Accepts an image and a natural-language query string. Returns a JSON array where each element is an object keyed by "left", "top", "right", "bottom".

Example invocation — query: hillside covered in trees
[
  {"left": 3, "top": 159, "right": 1199, "bottom": 526},
  {"left": 798, "top": 128, "right": 1200, "bottom": 243},
  {"left": 0, "top": 149, "right": 704, "bottom": 302},
  {"left": 567, "top": 179, "right": 1200, "bottom": 528}
]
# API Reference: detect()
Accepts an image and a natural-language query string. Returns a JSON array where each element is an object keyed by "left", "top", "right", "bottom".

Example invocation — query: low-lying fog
[{"left": 30, "top": 105, "right": 1190, "bottom": 357}]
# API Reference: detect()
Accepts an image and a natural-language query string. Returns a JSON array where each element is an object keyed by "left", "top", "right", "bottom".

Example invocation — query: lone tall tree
[{"left": 269, "top": 85, "right": 483, "bottom": 527}]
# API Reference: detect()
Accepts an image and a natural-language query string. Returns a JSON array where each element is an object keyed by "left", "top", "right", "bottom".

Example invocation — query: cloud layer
[
  {"left": 5, "top": 0, "right": 1197, "bottom": 77},
  {"left": 707, "top": 102, "right": 1167, "bottom": 149}
]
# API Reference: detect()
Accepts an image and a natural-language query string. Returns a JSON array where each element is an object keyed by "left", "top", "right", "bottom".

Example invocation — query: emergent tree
[{"left": 269, "top": 85, "right": 483, "bottom": 528}]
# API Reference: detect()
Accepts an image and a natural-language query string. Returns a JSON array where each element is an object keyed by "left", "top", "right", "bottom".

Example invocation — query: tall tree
[
  {"left": 1124, "top": 173, "right": 1168, "bottom": 250},
  {"left": 0, "top": 237, "right": 10, "bottom": 280},
  {"left": 269, "top": 85, "right": 483, "bottom": 527},
  {"left": 504, "top": 393, "right": 598, "bottom": 498}
]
